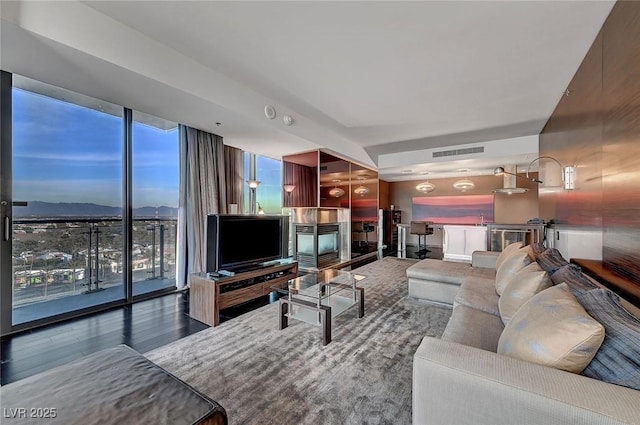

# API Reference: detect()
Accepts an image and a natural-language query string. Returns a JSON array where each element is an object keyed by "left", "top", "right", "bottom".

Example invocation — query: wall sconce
[
  {"left": 416, "top": 181, "right": 436, "bottom": 193},
  {"left": 525, "top": 156, "right": 576, "bottom": 190},
  {"left": 329, "top": 180, "right": 345, "bottom": 198},
  {"left": 283, "top": 184, "right": 296, "bottom": 193}
]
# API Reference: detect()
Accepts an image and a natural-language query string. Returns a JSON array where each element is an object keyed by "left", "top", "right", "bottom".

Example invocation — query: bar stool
[{"left": 410, "top": 221, "right": 433, "bottom": 259}]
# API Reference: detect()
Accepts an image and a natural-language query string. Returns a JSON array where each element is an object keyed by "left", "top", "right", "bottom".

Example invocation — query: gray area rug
[{"left": 146, "top": 257, "right": 452, "bottom": 425}]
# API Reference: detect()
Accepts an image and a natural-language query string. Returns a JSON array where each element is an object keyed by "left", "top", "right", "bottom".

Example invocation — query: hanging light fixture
[
  {"left": 329, "top": 180, "right": 345, "bottom": 198},
  {"left": 453, "top": 170, "right": 475, "bottom": 192},
  {"left": 453, "top": 179, "right": 475, "bottom": 192},
  {"left": 354, "top": 185, "right": 370, "bottom": 196},
  {"left": 416, "top": 181, "right": 436, "bottom": 193}
]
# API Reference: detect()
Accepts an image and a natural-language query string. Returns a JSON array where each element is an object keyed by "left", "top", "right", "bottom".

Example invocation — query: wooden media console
[{"left": 189, "top": 261, "right": 299, "bottom": 327}]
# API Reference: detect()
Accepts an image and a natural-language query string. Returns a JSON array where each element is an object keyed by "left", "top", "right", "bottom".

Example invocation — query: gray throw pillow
[
  {"left": 552, "top": 264, "right": 599, "bottom": 296},
  {"left": 576, "top": 289, "right": 640, "bottom": 390},
  {"left": 535, "top": 248, "right": 568, "bottom": 274}
]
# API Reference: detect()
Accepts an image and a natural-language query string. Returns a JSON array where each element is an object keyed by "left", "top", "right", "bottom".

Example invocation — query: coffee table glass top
[{"left": 272, "top": 269, "right": 365, "bottom": 325}]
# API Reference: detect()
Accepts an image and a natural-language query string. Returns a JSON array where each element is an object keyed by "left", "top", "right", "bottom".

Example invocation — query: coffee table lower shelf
[{"left": 278, "top": 286, "right": 364, "bottom": 346}]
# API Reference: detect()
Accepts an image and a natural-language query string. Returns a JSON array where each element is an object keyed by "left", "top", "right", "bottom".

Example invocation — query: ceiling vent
[
  {"left": 433, "top": 146, "right": 484, "bottom": 158},
  {"left": 493, "top": 164, "right": 528, "bottom": 195}
]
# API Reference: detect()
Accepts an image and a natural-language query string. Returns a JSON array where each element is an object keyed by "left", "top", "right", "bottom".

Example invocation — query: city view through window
[{"left": 11, "top": 77, "right": 178, "bottom": 324}]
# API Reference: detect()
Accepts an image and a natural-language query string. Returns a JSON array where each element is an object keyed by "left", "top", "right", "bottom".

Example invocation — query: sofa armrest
[
  {"left": 413, "top": 337, "right": 640, "bottom": 425},
  {"left": 471, "top": 250, "right": 499, "bottom": 269}
]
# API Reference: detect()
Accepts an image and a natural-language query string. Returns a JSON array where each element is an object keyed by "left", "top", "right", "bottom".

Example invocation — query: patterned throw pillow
[
  {"left": 576, "top": 289, "right": 640, "bottom": 390},
  {"left": 495, "top": 242, "right": 524, "bottom": 270},
  {"left": 495, "top": 251, "right": 532, "bottom": 296},
  {"left": 497, "top": 283, "right": 605, "bottom": 374},
  {"left": 530, "top": 242, "right": 547, "bottom": 258},
  {"left": 535, "top": 248, "right": 569, "bottom": 274},
  {"left": 498, "top": 263, "right": 552, "bottom": 325},
  {"left": 551, "top": 264, "right": 599, "bottom": 296}
]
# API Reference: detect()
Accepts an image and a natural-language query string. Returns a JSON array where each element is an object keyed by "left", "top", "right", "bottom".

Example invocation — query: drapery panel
[
  {"left": 283, "top": 161, "right": 317, "bottom": 207},
  {"left": 176, "top": 125, "right": 242, "bottom": 287},
  {"left": 224, "top": 145, "right": 243, "bottom": 208}
]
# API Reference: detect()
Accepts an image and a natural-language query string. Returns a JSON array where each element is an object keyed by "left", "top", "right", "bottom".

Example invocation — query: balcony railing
[{"left": 12, "top": 217, "right": 177, "bottom": 307}]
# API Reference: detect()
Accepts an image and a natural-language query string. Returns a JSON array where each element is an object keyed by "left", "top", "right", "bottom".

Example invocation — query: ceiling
[{"left": 0, "top": 1, "right": 614, "bottom": 181}]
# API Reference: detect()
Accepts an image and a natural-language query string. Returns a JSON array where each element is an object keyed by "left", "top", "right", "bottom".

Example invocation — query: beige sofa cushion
[
  {"left": 498, "top": 263, "right": 552, "bottom": 325},
  {"left": 495, "top": 251, "right": 532, "bottom": 295},
  {"left": 497, "top": 283, "right": 605, "bottom": 374},
  {"left": 454, "top": 277, "right": 500, "bottom": 316},
  {"left": 441, "top": 305, "right": 505, "bottom": 352},
  {"left": 495, "top": 242, "right": 523, "bottom": 270}
]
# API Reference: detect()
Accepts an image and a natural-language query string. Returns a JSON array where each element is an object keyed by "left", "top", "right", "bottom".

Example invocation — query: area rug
[{"left": 146, "top": 256, "right": 452, "bottom": 425}]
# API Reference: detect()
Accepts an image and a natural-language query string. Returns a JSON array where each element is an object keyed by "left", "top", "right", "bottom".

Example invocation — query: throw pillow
[
  {"left": 576, "top": 289, "right": 640, "bottom": 390},
  {"left": 498, "top": 263, "right": 552, "bottom": 325},
  {"left": 551, "top": 264, "right": 599, "bottom": 296},
  {"left": 520, "top": 244, "right": 535, "bottom": 262},
  {"left": 530, "top": 242, "right": 547, "bottom": 258},
  {"left": 497, "top": 283, "right": 605, "bottom": 374},
  {"left": 495, "top": 242, "right": 523, "bottom": 270},
  {"left": 536, "top": 248, "right": 569, "bottom": 274},
  {"left": 495, "top": 251, "right": 532, "bottom": 295}
]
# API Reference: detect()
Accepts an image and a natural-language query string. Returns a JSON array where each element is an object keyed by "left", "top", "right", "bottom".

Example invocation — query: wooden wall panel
[
  {"left": 540, "top": 1, "right": 640, "bottom": 287},
  {"left": 601, "top": 1, "right": 640, "bottom": 284},
  {"left": 539, "top": 32, "right": 603, "bottom": 227}
]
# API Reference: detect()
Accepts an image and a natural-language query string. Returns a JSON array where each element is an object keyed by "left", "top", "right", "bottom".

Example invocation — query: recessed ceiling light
[
  {"left": 421, "top": 171, "right": 431, "bottom": 175},
  {"left": 401, "top": 169, "right": 413, "bottom": 173}
]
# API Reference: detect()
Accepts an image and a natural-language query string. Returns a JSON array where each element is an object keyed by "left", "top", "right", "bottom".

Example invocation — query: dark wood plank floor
[{"left": 1, "top": 292, "right": 209, "bottom": 385}]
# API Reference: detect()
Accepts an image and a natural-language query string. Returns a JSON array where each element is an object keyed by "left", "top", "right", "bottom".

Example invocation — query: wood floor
[
  {"left": 0, "top": 253, "right": 384, "bottom": 386},
  {"left": 0, "top": 292, "right": 208, "bottom": 385}
]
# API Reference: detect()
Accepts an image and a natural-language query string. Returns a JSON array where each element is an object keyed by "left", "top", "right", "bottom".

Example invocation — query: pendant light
[
  {"left": 416, "top": 181, "right": 436, "bottom": 193},
  {"left": 453, "top": 170, "right": 475, "bottom": 192},
  {"left": 329, "top": 180, "right": 345, "bottom": 198}
]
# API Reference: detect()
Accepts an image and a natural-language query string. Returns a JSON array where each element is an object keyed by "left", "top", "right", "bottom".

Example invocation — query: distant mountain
[{"left": 14, "top": 201, "right": 178, "bottom": 218}]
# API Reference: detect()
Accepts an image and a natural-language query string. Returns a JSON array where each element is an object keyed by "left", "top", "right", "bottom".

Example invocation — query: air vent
[{"left": 433, "top": 146, "right": 484, "bottom": 158}]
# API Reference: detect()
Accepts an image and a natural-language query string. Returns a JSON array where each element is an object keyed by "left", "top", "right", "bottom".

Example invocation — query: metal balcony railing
[{"left": 11, "top": 217, "right": 177, "bottom": 306}]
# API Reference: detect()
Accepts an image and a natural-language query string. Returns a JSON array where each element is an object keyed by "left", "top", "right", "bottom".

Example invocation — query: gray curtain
[
  {"left": 224, "top": 145, "right": 244, "bottom": 208},
  {"left": 177, "top": 125, "right": 239, "bottom": 287}
]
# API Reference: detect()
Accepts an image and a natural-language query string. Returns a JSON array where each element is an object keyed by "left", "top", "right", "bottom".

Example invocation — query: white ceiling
[{"left": 0, "top": 1, "right": 614, "bottom": 180}]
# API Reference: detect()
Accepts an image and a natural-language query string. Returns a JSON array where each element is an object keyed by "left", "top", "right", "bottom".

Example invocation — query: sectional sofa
[{"left": 409, "top": 243, "right": 640, "bottom": 425}]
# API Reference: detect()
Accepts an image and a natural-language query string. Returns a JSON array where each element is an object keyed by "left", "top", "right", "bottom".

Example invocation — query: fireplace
[
  {"left": 295, "top": 223, "right": 340, "bottom": 269},
  {"left": 290, "top": 207, "right": 350, "bottom": 271}
]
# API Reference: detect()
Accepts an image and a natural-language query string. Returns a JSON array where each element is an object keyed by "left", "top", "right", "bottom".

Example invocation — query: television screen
[{"left": 206, "top": 215, "right": 287, "bottom": 272}]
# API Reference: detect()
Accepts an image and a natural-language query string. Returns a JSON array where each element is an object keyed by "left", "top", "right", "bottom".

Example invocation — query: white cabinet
[
  {"left": 548, "top": 227, "right": 602, "bottom": 261},
  {"left": 443, "top": 225, "right": 488, "bottom": 262}
]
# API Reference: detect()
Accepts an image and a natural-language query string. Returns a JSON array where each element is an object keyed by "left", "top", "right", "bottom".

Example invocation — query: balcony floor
[{"left": 12, "top": 278, "right": 176, "bottom": 325}]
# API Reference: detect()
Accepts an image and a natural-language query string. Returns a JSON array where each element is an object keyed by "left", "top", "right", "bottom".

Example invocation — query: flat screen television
[{"left": 206, "top": 214, "right": 289, "bottom": 273}]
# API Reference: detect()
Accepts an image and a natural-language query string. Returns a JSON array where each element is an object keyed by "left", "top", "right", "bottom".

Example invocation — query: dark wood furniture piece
[
  {"left": 570, "top": 258, "right": 640, "bottom": 307},
  {"left": 189, "top": 261, "right": 298, "bottom": 327},
  {"left": 0, "top": 345, "right": 227, "bottom": 425}
]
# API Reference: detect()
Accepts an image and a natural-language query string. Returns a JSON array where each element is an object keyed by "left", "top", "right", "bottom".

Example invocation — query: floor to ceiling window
[
  {"left": 10, "top": 75, "right": 125, "bottom": 325},
  {"left": 243, "top": 152, "right": 283, "bottom": 214},
  {"left": 132, "top": 111, "right": 178, "bottom": 296},
  {"left": 1, "top": 73, "right": 179, "bottom": 332}
]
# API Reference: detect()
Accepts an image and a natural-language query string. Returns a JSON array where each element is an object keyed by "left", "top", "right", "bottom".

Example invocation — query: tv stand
[{"left": 189, "top": 261, "right": 298, "bottom": 327}]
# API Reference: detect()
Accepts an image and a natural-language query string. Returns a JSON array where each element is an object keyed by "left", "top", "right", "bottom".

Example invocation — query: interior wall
[
  {"left": 539, "top": 1, "right": 640, "bottom": 284},
  {"left": 389, "top": 174, "right": 538, "bottom": 231}
]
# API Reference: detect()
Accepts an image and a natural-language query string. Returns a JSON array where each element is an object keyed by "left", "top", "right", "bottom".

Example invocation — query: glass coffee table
[{"left": 272, "top": 269, "right": 365, "bottom": 345}]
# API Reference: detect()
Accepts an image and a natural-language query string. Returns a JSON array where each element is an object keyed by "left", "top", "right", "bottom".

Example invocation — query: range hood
[{"left": 493, "top": 165, "right": 529, "bottom": 195}]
